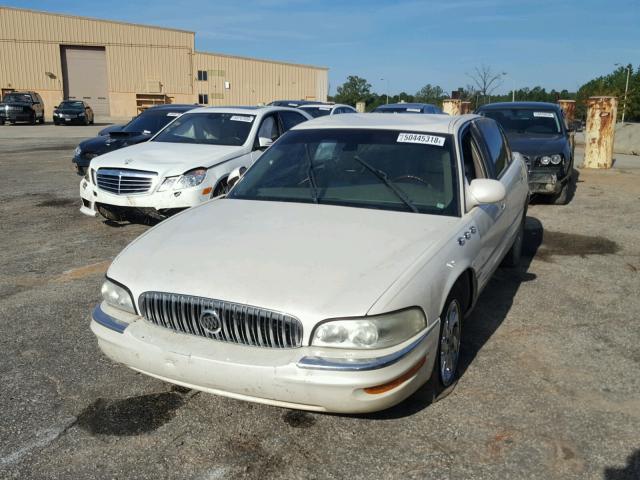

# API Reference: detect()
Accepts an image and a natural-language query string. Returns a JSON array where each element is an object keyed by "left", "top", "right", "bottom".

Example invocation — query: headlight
[
  {"left": 157, "top": 176, "right": 178, "bottom": 192},
  {"left": 175, "top": 168, "right": 208, "bottom": 190},
  {"left": 550, "top": 154, "right": 562, "bottom": 165},
  {"left": 311, "top": 308, "right": 426, "bottom": 349},
  {"left": 78, "top": 112, "right": 85, "bottom": 117},
  {"left": 101, "top": 279, "right": 136, "bottom": 314},
  {"left": 539, "top": 155, "right": 551, "bottom": 165},
  {"left": 53, "top": 112, "right": 58, "bottom": 116},
  {"left": 74, "top": 146, "right": 81, "bottom": 156}
]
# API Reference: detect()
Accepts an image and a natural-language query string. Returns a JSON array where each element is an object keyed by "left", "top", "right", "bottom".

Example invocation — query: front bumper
[
  {"left": 528, "top": 167, "right": 568, "bottom": 195},
  {"left": 54, "top": 115, "right": 85, "bottom": 124},
  {"left": 79, "top": 178, "right": 212, "bottom": 217},
  {"left": 91, "top": 303, "right": 439, "bottom": 413}
]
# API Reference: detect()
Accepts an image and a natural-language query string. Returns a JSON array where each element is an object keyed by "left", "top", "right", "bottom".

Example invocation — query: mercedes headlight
[
  {"left": 74, "top": 146, "right": 81, "bottom": 157},
  {"left": 175, "top": 168, "right": 207, "bottom": 189},
  {"left": 311, "top": 308, "right": 426, "bottom": 349},
  {"left": 550, "top": 154, "right": 562, "bottom": 165},
  {"left": 101, "top": 279, "right": 136, "bottom": 314}
]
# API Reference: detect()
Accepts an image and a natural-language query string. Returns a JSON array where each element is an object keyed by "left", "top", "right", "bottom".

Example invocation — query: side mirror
[
  {"left": 466, "top": 179, "right": 506, "bottom": 210},
  {"left": 227, "top": 166, "right": 247, "bottom": 189},
  {"left": 54, "top": 105, "right": 59, "bottom": 109},
  {"left": 258, "top": 137, "right": 273, "bottom": 150}
]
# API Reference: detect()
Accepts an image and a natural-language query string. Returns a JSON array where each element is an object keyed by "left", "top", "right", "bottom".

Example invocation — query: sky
[{"left": 6, "top": 0, "right": 640, "bottom": 96}]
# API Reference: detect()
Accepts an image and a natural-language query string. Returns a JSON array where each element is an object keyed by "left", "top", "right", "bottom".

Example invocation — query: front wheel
[
  {"left": 549, "top": 181, "right": 569, "bottom": 205},
  {"left": 96, "top": 204, "right": 127, "bottom": 222},
  {"left": 437, "top": 290, "right": 463, "bottom": 388},
  {"left": 29, "top": 112, "right": 36, "bottom": 125}
]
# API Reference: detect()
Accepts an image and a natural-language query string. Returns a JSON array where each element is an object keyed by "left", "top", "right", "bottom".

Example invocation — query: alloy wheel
[{"left": 440, "top": 299, "right": 461, "bottom": 386}]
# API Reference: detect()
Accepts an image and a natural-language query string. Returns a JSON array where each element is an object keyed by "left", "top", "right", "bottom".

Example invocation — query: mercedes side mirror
[
  {"left": 258, "top": 137, "right": 273, "bottom": 150},
  {"left": 227, "top": 166, "right": 247, "bottom": 189},
  {"left": 466, "top": 179, "right": 506, "bottom": 210}
]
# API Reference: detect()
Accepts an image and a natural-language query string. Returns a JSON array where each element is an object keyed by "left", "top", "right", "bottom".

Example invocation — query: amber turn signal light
[
  {"left": 363, "top": 356, "right": 426, "bottom": 395},
  {"left": 201, "top": 187, "right": 213, "bottom": 196}
]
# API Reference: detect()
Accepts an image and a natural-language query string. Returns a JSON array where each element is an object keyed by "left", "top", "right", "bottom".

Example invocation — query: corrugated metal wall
[
  {"left": 194, "top": 52, "right": 328, "bottom": 105},
  {"left": 0, "top": 6, "right": 194, "bottom": 94},
  {"left": 0, "top": 7, "right": 328, "bottom": 116}
]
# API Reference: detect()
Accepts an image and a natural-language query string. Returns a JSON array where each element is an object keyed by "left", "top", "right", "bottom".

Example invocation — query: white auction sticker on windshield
[
  {"left": 397, "top": 132, "right": 446, "bottom": 147},
  {"left": 166, "top": 112, "right": 181, "bottom": 117},
  {"left": 230, "top": 115, "right": 254, "bottom": 122},
  {"left": 533, "top": 111, "right": 555, "bottom": 118},
  {"left": 319, "top": 107, "right": 332, "bottom": 111},
  {"left": 406, "top": 108, "right": 422, "bottom": 112}
]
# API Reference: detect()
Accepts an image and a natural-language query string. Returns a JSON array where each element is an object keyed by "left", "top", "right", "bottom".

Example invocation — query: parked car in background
[
  {"left": 53, "top": 100, "right": 94, "bottom": 125},
  {"left": 268, "top": 100, "right": 319, "bottom": 107},
  {"left": 73, "top": 104, "right": 196, "bottom": 176},
  {"left": 373, "top": 103, "right": 443, "bottom": 114},
  {"left": 298, "top": 103, "right": 357, "bottom": 118},
  {"left": 89, "top": 113, "right": 528, "bottom": 413},
  {"left": 80, "top": 106, "right": 311, "bottom": 221},
  {"left": 476, "top": 102, "right": 574, "bottom": 204},
  {"left": 0, "top": 91, "right": 45, "bottom": 125}
]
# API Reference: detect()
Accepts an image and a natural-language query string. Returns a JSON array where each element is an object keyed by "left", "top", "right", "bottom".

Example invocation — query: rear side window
[
  {"left": 279, "top": 111, "right": 308, "bottom": 131},
  {"left": 475, "top": 118, "right": 509, "bottom": 178}
]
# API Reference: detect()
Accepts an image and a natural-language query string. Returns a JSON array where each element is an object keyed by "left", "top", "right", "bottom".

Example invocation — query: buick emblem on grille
[{"left": 199, "top": 309, "right": 222, "bottom": 335}]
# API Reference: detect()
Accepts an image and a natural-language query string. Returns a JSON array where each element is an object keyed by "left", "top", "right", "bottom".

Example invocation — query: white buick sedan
[
  {"left": 79, "top": 106, "right": 311, "bottom": 221},
  {"left": 91, "top": 113, "right": 528, "bottom": 413}
]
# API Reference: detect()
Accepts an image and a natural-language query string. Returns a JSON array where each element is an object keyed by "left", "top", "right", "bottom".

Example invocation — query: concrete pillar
[
  {"left": 558, "top": 99, "right": 576, "bottom": 124},
  {"left": 442, "top": 99, "right": 462, "bottom": 115},
  {"left": 460, "top": 101, "right": 472, "bottom": 115},
  {"left": 355, "top": 101, "right": 366, "bottom": 113},
  {"left": 583, "top": 96, "right": 618, "bottom": 169}
]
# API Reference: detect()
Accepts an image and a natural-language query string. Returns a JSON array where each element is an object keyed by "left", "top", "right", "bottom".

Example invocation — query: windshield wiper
[
  {"left": 304, "top": 144, "right": 319, "bottom": 204},
  {"left": 352, "top": 155, "right": 419, "bottom": 213}
]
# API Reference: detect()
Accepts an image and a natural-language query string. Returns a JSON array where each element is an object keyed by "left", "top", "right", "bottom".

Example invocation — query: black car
[
  {"left": 372, "top": 102, "right": 443, "bottom": 114},
  {"left": 53, "top": 100, "right": 94, "bottom": 125},
  {"left": 0, "top": 91, "right": 45, "bottom": 125},
  {"left": 268, "top": 100, "right": 318, "bottom": 107},
  {"left": 476, "top": 102, "right": 574, "bottom": 204},
  {"left": 73, "top": 104, "right": 197, "bottom": 176}
]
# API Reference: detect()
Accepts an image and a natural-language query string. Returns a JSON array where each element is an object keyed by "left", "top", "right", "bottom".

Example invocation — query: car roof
[
  {"left": 299, "top": 103, "right": 352, "bottom": 109},
  {"left": 145, "top": 104, "right": 200, "bottom": 112},
  {"left": 478, "top": 101, "right": 561, "bottom": 110},
  {"left": 374, "top": 103, "right": 437, "bottom": 109},
  {"left": 187, "top": 105, "right": 305, "bottom": 115},
  {"left": 293, "top": 112, "right": 478, "bottom": 134}
]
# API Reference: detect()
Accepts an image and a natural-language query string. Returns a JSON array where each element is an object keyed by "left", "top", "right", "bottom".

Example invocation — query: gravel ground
[{"left": 0, "top": 125, "right": 639, "bottom": 480}]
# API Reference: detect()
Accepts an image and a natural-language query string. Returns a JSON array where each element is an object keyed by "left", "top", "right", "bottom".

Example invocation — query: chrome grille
[
  {"left": 96, "top": 168, "right": 156, "bottom": 195},
  {"left": 139, "top": 292, "right": 303, "bottom": 349}
]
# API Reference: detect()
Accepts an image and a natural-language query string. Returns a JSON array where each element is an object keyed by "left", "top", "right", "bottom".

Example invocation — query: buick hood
[
  {"left": 90, "top": 141, "right": 245, "bottom": 177},
  {"left": 506, "top": 133, "right": 568, "bottom": 157},
  {"left": 108, "top": 200, "right": 458, "bottom": 327}
]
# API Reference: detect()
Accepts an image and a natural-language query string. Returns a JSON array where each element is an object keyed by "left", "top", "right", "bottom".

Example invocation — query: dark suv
[
  {"left": 476, "top": 102, "right": 574, "bottom": 204},
  {"left": 0, "top": 91, "right": 45, "bottom": 125}
]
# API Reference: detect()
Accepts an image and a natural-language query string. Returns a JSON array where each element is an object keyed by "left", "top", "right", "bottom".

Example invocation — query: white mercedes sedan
[
  {"left": 79, "top": 106, "right": 311, "bottom": 221},
  {"left": 91, "top": 113, "right": 529, "bottom": 413}
]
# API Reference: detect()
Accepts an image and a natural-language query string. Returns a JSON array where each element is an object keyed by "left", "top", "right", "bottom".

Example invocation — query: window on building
[
  {"left": 197, "top": 70, "right": 208, "bottom": 81},
  {"left": 198, "top": 93, "right": 209, "bottom": 105}
]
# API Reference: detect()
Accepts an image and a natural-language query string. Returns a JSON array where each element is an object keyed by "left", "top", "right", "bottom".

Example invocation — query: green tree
[
  {"left": 576, "top": 64, "right": 639, "bottom": 121},
  {"left": 334, "top": 76, "right": 372, "bottom": 106},
  {"left": 415, "top": 84, "right": 445, "bottom": 105}
]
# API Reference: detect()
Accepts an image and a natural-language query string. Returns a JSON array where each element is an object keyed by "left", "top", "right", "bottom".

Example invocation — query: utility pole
[
  {"left": 380, "top": 78, "right": 389, "bottom": 104},
  {"left": 615, "top": 63, "right": 631, "bottom": 123}
]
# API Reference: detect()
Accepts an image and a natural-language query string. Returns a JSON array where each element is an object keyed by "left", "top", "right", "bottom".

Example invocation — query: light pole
[
  {"left": 614, "top": 63, "right": 631, "bottom": 123},
  {"left": 502, "top": 72, "right": 515, "bottom": 101},
  {"left": 380, "top": 78, "right": 389, "bottom": 104}
]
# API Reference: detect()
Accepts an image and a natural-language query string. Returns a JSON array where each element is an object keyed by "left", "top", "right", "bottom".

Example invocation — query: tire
[
  {"left": 436, "top": 287, "right": 464, "bottom": 388},
  {"left": 84, "top": 116, "right": 89, "bottom": 126},
  {"left": 502, "top": 214, "right": 525, "bottom": 268},
  {"left": 212, "top": 177, "right": 229, "bottom": 197},
  {"left": 29, "top": 112, "right": 36, "bottom": 125},
  {"left": 549, "top": 180, "right": 569, "bottom": 205},
  {"left": 96, "top": 204, "right": 127, "bottom": 222}
]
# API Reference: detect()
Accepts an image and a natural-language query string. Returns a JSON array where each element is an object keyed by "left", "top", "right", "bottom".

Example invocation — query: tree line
[{"left": 330, "top": 64, "right": 639, "bottom": 122}]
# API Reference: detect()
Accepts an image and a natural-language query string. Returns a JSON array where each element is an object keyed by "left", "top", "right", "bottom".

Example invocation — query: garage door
[{"left": 61, "top": 46, "right": 110, "bottom": 116}]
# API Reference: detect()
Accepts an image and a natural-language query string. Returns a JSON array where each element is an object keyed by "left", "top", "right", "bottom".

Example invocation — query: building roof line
[
  {"left": 195, "top": 50, "right": 329, "bottom": 71},
  {"left": 0, "top": 6, "right": 196, "bottom": 35}
]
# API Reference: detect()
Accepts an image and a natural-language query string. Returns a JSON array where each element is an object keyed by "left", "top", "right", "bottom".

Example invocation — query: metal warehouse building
[{"left": 0, "top": 6, "right": 328, "bottom": 119}]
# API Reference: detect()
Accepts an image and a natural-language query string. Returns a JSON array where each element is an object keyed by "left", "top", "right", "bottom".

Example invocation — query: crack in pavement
[{"left": 0, "top": 416, "right": 77, "bottom": 466}]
